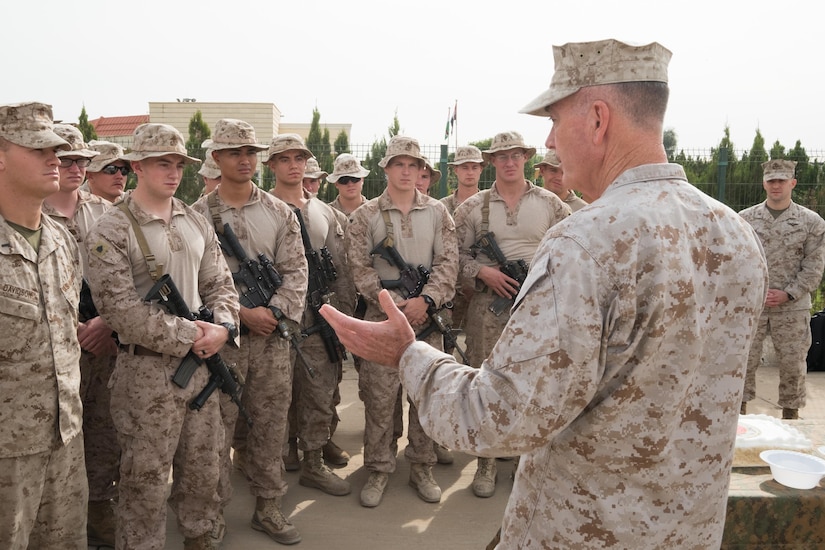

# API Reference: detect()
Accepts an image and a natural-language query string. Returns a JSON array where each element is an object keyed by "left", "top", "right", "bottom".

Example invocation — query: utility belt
[{"left": 119, "top": 343, "right": 163, "bottom": 357}]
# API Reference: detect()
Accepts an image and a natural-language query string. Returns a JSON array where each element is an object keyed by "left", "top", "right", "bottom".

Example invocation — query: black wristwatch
[
  {"left": 421, "top": 294, "right": 436, "bottom": 308},
  {"left": 220, "top": 322, "right": 238, "bottom": 340}
]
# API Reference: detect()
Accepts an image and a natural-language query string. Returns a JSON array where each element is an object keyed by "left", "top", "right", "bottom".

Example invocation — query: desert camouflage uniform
[
  {"left": 739, "top": 200, "right": 825, "bottom": 408},
  {"left": 86, "top": 193, "right": 239, "bottom": 549},
  {"left": 0, "top": 214, "right": 87, "bottom": 550},
  {"left": 191, "top": 185, "right": 307, "bottom": 507},
  {"left": 439, "top": 192, "right": 463, "bottom": 217},
  {"left": 560, "top": 189, "right": 589, "bottom": 212},
  {"left": 346, "top": 189, "right": 457, "bottom": 471},
  {"left": 454, "top": 181, "right": 570, "bottom": 368},
  {"left": 329, "top": 194, "right": 367, "bottom": 217},
  {"left": 401, "top": 165, "right": 768, "bottom": 549}
]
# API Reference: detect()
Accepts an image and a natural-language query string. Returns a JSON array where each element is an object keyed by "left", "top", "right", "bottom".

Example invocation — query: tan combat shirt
[
  {"left": 41, "top": 188, "right": 111, "bottom": 275},
  {"left": 0, "top": 214, "right": 82, "bottom": 456},
  {"left": 739, "top": 200, "right": 825, "bottom": 312},
  {"left": 85, "top": 193, "right": 239, "bottom": 356},
  {"left": 401, "top": 165, "right": 769, "bottom": 549}
]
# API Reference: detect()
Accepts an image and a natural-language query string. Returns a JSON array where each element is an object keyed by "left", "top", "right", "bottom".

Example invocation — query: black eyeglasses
[
  {"left": 338, "top": 176, "right": 362, "bottom": 185},
  {"left": 59, "top": 157, "right": 92, "bottom": 168},
  {"left": 101, "top": 165, "right": 130, "bottom": 176}
]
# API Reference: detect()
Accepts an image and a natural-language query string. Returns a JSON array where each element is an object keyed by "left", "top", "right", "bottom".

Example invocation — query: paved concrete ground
[{"left": 93, "top": 337, "right": 825, "bottom": 549}]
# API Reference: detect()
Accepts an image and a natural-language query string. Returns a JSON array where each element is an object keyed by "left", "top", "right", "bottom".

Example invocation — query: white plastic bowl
[{"left": 759, "top": 450, "right": 825, "bottom": 489}]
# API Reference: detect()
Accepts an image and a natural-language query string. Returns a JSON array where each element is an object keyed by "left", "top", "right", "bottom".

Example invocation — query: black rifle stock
[
  {"left": 470, "top": 232, "right": 529, "bottom": 316},
  {"left": 79, "top": 278, "right": 98, "bottom": 321},
  {"left": 145, "top": 274, "right": 252, "bottom": 425},
  {"left": 217, "top": 222, "right": 282, "bottom": 310},
  {"left": 269, "top": 305, "right": 316, "bottom": 378}
]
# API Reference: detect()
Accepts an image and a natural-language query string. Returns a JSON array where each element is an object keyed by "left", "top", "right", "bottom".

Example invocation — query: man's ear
[{"left": 591, "top": 100, "right": 610, "bottom": 145}]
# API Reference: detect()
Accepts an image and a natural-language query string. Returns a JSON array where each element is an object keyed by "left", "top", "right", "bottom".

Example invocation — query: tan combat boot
[
  {"left": 322, "top": 438, "right": 350, "bottom": 467},
  {"left": 360, "top": 471, "right": 389, "bottom": 508},
  {"left": 299, "top": 449, "right": 351, "bottom": 496},
  {"left": 282, "top": 437, "right": 300, "bottom": 472},
  {"left": 183, "top": 532, "right": 218, "bottom": 550},
  {"left": 434, "top": 442, "right": 454, "bottom": 465},
  {"left": 87, "top": 499, "right": 116, "bottom": 547},
  {"left": 409, "top": 462, "right": 442, "bottom": 503},
  {"left": 251, "top": 496, "right": 301, "bottom": 545},
  {"left": 472, "top": 457, "right": 498, "bottom": 498},
  {"left": 782, "top": 408, "right": 799, "bottom": 420}
]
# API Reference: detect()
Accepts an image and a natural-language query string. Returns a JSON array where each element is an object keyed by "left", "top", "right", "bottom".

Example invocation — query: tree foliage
[
  {"left": 362, "top": 115, "right": 401, "bottom": 199},
  {"left": 77, "top": 106, "right": 98, "bottom": 143},
  {"left": 175, "top": 110, "right": 210, "bottom": 204}
]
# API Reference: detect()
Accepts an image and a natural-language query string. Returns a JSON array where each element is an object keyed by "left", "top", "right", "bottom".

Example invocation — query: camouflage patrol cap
[
  {"left": 87, "top": 140, "right": 128, "bottom": 173},
  {"left": 264, "top": 133, "right": 314, "bottom": 163},
  {"left": 762, "top": 159, "right": 797, "bottom": 181},
  {"left": 482, "top": 131, "right": 537, "bottom": 163},
  {"left": 0, "top": 101, "right": 70, "bottom": 150},
  {"left": 304, "top": 157, "right": 328, "bottom": 179},
  {"left": 422, "top": 155, "right": 441, "bottom": 185},
  {"left": 520, "top": 39, "right": 672, "bottom": 116},
  {"left": 535, "top": 148, "right": 561, "bottom": 168},
  {"left": 121, "top": 123, "right": 200, "bottom": 164},
  {"left": 202, "top": 118, "right": 267, "bottom": 152},
  {"left": 53, "top": 124, "right": 100, "bottom": 159},
  {"left": 198, "top": 149, "right": 221, "bottom": 179},
  {"left": 328, "top": 153, "right": 370, "bottom": 183},
  {"left": 378, "top": 136, "right": 426, "bottom": 168},
  {"left": 448, "top": 145, "right": 485, "bottom": 166}
]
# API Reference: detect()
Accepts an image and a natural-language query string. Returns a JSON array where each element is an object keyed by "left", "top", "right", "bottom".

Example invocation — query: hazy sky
[{"left": 4, "top": 0, "right": 821, "bottom": 155}]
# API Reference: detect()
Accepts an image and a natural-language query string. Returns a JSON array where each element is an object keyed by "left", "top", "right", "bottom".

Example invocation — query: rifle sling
[{"left": 116, "top": 199, "right": 163, "bottom": 282}]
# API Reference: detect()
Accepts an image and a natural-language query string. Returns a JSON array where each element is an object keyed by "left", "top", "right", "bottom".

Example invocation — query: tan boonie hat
[
  {"left": 378, "top": 136, "right": 426, "bottom": 168},
  {"left": 121, "top": 123, "right": 200, "bottom": 164},
  {"left": 265, "top": 133, "right": 314, "bottom": 163},
  {"left": 202, "top": 118, "right": 267, "bottom": 151},
  {"left": 520, "top": 39, "right": 672, "bottom": 116},
  {"left": 482, "top": 131, "right": 537, "bottom": 163},
  {"left": 422, "top": 155, "right": 441, "bottom": 185},
  {"left": 535, "top": 148, "right": 561, "bottom": 168},
  {"left": 328, "top": 153, "right": 370, "bottom": 183},
  {"left": 0, "top": 101, "right": 70, "bottom": 151},
  {"left": 448, "top": 145, "right": 485, "bottom": 166},
  {"left": 304, "top": 157, "right": 328, "bottom": 179},
  {"left": 87, "top": 140, "right": 128, "bottom": 172},
  {"left": 53, "top": 124, "right": 100, "bottom": 159},
  {"left": 762, "top": 159, "right": 797, "bottom": 181},
  {"left": 198, "top": 149, "right": 221, "bottom": 179}
]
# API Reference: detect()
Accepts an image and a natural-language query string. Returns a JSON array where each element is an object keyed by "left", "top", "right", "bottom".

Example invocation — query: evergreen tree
[
  {"left": 663, "top": 128, "right": 678, "bottom": 161},
  {"left": 175, "top": 110, "right": 210, "bottom": 204},
  {"left": 333, "top": 131, "right": 350, "bottom": 156},
  {"left": 77, "top": 106, "right": 98, "bottom": 142},
  {"left": 362, "top": 115, "right": 400, "bottom": 199}
]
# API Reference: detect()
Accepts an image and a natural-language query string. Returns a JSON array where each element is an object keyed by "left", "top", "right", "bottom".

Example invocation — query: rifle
[
  {"left": 293, "top": 208, "right": 347, "bottom": 364},
  {"left": 145, "top": 274, "right": 252, "bottom": 426},
  {"left": 371, "top": 238, "right": 469, "bottom": 362},
  {"left": 216, "top": 221, "right": 314, "bottom": 377},
  {"left": 470, "top": 232, "right": 529, "bottom": 316},
  {"left": 79, "top": 278, "right": 98, "bottom": 321}
]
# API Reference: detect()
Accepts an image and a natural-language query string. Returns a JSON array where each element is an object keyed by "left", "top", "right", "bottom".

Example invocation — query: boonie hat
[
  {"left": 202, "top": 118, "right": 267, "bottom": 151},
  {"left": 87, "top": 141, "right": 128, "bottom": 173},
  {"left": 482, "top": 131, "right": 537, "bottom": 163},
  {"left": 121, "top": 123, "right": 200, "bottom": 164},
  {"left": 198, "top": 149, "right": 221, "bottom": 179},
  {"left": 53, "top": 124, "right": 100, "bottom": 159},
  {"left": 762, "top": 159, "right": 797, "bottom": 182},
  {"left": 520, "top": 39, "right": 672, "bottom": 116},
  {"left": 328, "top": 153, "right": 370, "bottom": 183},
  {"left": 535, "top": 148, "right": 561, "bottom": 168},
  {"left": 422, "top": 155, "right": 441, "bottom": 185},
  {"left": 265, "top": 134, "right": 314, "bottom": 163},
  {"left": 378, "top": 136, "right": 426, "bottom": 168},
  {"left": 0, "top": 101, "right": 70, "bottom": 151},
  {"left": 448, "top": 145, "right": 485, "bottom": 166},
  {"left": 304, "top": 158, "right": 328, "bottom": 179}
]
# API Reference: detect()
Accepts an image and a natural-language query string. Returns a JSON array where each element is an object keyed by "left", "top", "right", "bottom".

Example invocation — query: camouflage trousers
[
  {"left": 361, "top": 330, "right": 440, "bottom": 472},
  {"left": 464, "top": 289, "right": 511, "bottom": 369},
  {"left": 289, "top": 329, "right": 343, "bottom": 452},
  {"left": 109, "top": 353, "right": 223, "bottom": 549},
  {"left": 219, "top": 332, "right": 292, "bottom": 506},
  {"left": 0, "top": 434, "right": 87, "bottom": 550},
  {"left": 743, "top": 309, "right": 811, "bottom": 409},
  {"left": 80, "top": 350, "right": 120, "bottom": 501}
]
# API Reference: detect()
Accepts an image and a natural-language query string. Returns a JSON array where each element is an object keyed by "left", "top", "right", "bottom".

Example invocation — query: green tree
[
  {"left": 663, "top": 128, "right": 677, "bottom": 161},
  {"left": 333, "top": 131, "right": 350, "bottom": 156},
  {"left": 176, "top": 110, "right": 211, "bottom": 204},
  {"left": 77, "top": 106, "right": 98, "bottom": 142},
  {"left": 362, "top": 115, "right": 401, "bottom": 199}
]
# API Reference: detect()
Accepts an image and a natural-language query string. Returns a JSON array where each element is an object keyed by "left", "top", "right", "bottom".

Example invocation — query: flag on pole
[
  {"left": 444, "top": 100, "right": 458, "bottom": 140},
  {"left": 444, "top": 106, "right": 451, "bottom": 140}
]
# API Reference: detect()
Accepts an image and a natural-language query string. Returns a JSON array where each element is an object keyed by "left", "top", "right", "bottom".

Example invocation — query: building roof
[{"left": 90, "top": 115, "right": 149, "bottom": 138}]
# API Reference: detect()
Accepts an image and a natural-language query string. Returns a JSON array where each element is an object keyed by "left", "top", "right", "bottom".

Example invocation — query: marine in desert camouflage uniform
[
  {"left": 453, "top": 131, "right": 570, "bottom": 497},
  {"left": 345, "top": 136, "right": 458, "bottom": 508},
  {"left": 321, "top": 39, "right": 770, "bottom": 550},
  {"left": 328, "top": 153, "right": 369, "bottom": 216},
  {"left": 0, "top": 101, "right": 86, "bottom": 550},
  {"left": 43, "top": 124, "right": 120, "bottom": 546},
  {"left": 440, "top": 145, "right": 484, "bottom": 217},
  {"left": 739, "top": 158, "right": 825, "bottom": 419},
  {"left": 83, "top": 140, "right": 130, "bottom": 203},
  {"left": 192, "top": 120, "right": 308, "bottom": 546},
  {"left": 86, "top": 123, "right": 239, "bottom": 550},
  {"left": 535, "top": 148, "right": 588, "bottom": 212}
]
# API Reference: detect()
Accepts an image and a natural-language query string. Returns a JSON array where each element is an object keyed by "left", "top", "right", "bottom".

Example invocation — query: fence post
[
  {"left": 717, "top": 147, "right": 728, "bottom": 202},
  {"left": 439, "top": 144, "right": 449, "bottom": 198}
]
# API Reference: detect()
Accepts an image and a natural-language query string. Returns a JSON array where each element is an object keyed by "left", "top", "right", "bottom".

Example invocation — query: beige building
[{"left": 91, "top": 101, "right": 350, "bottom": 150}]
